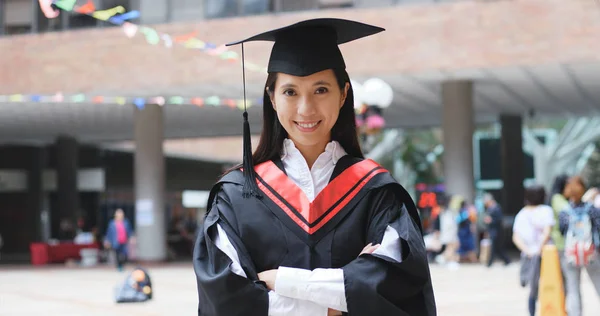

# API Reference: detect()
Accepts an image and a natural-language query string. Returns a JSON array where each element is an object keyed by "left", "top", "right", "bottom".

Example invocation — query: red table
[{"left": 30, "top": 242, "right": 99, "bottom": 265}]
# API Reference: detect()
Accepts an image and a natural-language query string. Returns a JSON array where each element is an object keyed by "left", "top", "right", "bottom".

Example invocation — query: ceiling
[{"left": 1, "top": 61, "right": 599, "bottom": 145}]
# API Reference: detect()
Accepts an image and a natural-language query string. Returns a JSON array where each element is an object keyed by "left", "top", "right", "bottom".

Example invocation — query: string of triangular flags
[
  {"left": 0, "top": 93, "right": 263, "bottom": 110},
  {"left": 46, "top": 0, "right": 267, "bottom": 73}
]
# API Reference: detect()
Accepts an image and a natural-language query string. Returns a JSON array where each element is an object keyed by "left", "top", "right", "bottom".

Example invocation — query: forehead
[{"left": 276, "top": 69, "right": 336, "bottom": 85}]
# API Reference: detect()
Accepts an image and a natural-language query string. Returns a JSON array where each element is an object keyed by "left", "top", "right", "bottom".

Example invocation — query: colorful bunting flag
[
  {"left": 75, "top": 0, "right": 95, "bottom": 14},
  {"left": 0, "top": 93, "right": 263, "bottom": 111},
  {"left": 53, "top": 0, "right": 76, "bottom": 11},
  {"left": 49, "top": 1, "right": 266, "bottom": 73}
]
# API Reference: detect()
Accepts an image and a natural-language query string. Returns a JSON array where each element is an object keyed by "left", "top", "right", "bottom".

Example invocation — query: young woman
[
  {"left": 512, "top": 186, "right": 555, "bottom": 316},
  {"left": 559, "top": 176, "right": 600, "bottom": 316},
  {"left": 193, "top": 19, "right": 436, "bottom": 316}
]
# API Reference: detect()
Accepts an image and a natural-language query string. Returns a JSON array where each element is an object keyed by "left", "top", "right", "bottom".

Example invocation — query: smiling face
[{"left": 268, "top": 69, "right": 349, "bottom": 152}]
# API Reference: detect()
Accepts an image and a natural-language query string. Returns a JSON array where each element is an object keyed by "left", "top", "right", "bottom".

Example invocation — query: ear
[
  {"left": 266, "top": 87, "right": 276, "bottom": 111},
  {"left": 340, "top": 82, "right": 350, "bottom": 109}
]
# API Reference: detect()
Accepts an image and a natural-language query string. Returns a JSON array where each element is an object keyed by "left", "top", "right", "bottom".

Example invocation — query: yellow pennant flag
[
  {"left": 185, "top": 38, "right": 206, "bottom": 49},
  {"left": 115, "top": 97, "right": 126, "bottom": 105},
  {"left": 92, "top": 6, "right": 126, "bottom": 21},
  {"left": 9, "top": 94, "right": 23, "bottom": 102}
]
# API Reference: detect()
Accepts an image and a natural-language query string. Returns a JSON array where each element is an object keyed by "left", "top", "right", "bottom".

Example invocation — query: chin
[{"left": 290, "top": 134, "right": 327, "bottom": 147}]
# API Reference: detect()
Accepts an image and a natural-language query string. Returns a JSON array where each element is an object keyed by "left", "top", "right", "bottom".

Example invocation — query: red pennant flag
[
  {"left": 174, "top": 32, "right": 199, "bottom": 43},
  {"left": 76, "top": 0, "right": 96, "bottom": 14},
  {"left": 92, "top": 96, "right": 104, "bottom": 103},
  {"left": 225, "top": 99, "right": 236, "bottom": 109},
  {"left": 191, "top": 98, "right": 204, "bottom": 107}
]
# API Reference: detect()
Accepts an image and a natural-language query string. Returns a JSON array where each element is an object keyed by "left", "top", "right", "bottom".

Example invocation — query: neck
[{"left": 292, "top": 139, "right": 330, "bottom": 169}]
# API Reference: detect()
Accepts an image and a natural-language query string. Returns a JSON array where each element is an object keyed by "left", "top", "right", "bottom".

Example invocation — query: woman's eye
[
  {"left": 283, "top": 89, "right": 296, "bottom": 96},
  {"left": 315, "top": 87, "right": 328, "bottom": 94}
]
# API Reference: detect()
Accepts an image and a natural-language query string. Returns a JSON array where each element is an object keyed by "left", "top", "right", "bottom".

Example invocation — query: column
[
  {"left": 54, "top": 136, "right": 79, "bottom": 237},
  {"left": 500, "top": 115, "right": 525, "bottom": 216},
  {"left": 442, "top": 81, "right": 475, "bottom": 204},
  {"left": 27, "top": 147, "right": 46, "bottom": 242},
  {"left": 134, "top": 103, "right": 167, "bottom": 261}
]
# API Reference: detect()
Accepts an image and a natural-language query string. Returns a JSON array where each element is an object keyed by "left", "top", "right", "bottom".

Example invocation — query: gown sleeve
[
  {"left": 341, "top": 186, "right": 437, "bottom": 316},
  {"left": 193, "top": 188, "right": 269, "bottom": 316}
]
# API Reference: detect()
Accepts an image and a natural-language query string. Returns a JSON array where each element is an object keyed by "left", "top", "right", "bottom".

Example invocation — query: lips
[{"left": 294, "top": 120, "right": 321, "bottom": 131}]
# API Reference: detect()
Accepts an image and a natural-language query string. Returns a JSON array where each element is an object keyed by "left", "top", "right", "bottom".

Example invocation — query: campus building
[{"left": 1, "top": 0, "right": 599, "bottom": 260}]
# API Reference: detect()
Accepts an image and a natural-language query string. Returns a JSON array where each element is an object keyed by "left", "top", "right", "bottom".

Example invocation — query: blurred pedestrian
[
  {"left": 104, "top": 209, "right": 134, "bottom": 271},
  {"left": 512, "top": 185, "right": 555, "bottom": 316},
  {"left": 483, "top": 193, "right": 510, "bottom": 267},
  {"left": 559, "top": 176, "right": 600, "bottom": 316}
]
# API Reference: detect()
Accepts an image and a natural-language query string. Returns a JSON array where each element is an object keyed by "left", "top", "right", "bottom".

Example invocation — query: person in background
[
  {"left": 558, "top": 176, "right": 600, "bottom": 316},
  {"left": 104, "top": 209, "right": 134, "bottom": 271},
  {"left": 435, "top": 196, "right": 460, "bottom": 270},
  {"left": 483, "top": 193, "right": 511, "bottom": 267},
  {"left": 550, "top": 175, "right": 570, "bottom": 255},
  {"left": 512, "top": 185, "right": 555, "bottom": 316},
  {"left": 455, "top": 197, "right": 477, "bottom": 263}
]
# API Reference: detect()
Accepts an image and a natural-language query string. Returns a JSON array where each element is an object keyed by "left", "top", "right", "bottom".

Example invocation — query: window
[
  {"left": 272, "top": 0, "right": 318, "bottom": 12},
  {"left": 318, "top": 0, "right": 354, "bottom": 9},
  {"left": 205, "top": 0, "right": 270, "bottom": 19}
]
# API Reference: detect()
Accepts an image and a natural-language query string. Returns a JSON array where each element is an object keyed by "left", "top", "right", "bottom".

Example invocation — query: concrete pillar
[
  {"left": 500, "top": 115, "right": 525, "bottom": 216},
  {"left": 442, "top": 81, "right": 475, "bottom": 204},
  {"left": 27, "top": 147, "right": 46, "bottom": 242},
  {"left": 134, "top": 104, "right": 167, "bottom": 261},
  {"left": 54, "top": 136, "right": 79, "bottom": 238}
]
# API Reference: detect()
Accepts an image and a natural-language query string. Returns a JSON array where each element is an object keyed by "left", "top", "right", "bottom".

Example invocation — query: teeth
[{"left": 297, "top": 122, "right": 318, "bottom": 128}]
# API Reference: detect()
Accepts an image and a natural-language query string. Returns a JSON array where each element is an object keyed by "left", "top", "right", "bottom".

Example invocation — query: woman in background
[{"left": 512, "top": 185, "right": 555, "bottom": 316}]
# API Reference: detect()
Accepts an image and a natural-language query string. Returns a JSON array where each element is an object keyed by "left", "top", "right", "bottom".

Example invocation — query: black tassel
[
  {"left": 240, "top": 43, "right": 261, "bottom": 199},
  {"left": 242, "top": 112, "right": 261, "bottom": 199}
]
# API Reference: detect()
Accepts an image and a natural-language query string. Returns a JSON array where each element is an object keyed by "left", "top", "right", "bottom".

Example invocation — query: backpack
[{"left": 564, "top": 203, "right": 599, "bottom": 267}]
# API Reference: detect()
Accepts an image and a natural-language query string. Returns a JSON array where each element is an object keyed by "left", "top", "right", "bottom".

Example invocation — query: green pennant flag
[
  {"left": 140, "top": 27, "right": 160, "bottom": 45},
  {"left": 169, "top": 96, "right": 184, "bottom": 105},
  {"left": 53, "top": 0, "right": 77, "bottom": 11},
  {"left": 220, "top": 51, "right": 238, "bottom": 60},
  {"left": 71, "top": 94, "right": 86, "bottom": 103},
  {"left": 205, "top": 96, "right": 220, "bottom": 106}
]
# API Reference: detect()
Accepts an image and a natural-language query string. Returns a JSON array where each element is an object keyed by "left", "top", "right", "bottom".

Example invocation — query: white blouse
[{"left": 214, "top": 139, "right": 403, "bottom": 316}]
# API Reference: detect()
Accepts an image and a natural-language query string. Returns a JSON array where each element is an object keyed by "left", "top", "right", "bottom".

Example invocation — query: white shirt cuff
[
  {"left": 275, "top": 267, "right": 347, "bottom": 312},
  {"left": 268, "top": 291, "right": 328, "bottom": 316}
]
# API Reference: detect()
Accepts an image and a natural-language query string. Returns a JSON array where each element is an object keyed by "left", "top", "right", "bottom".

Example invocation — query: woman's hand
[
  {"left": 257, "top": 269, "right": 278, "bottom": 291},
  {"left": 328, "top": 308, "right": 343, "bottom": 316},
  {"left": 360, "top": 243, "right": 380, "bottom": 256}
]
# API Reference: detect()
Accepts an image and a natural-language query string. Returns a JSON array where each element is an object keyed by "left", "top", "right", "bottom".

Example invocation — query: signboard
[{"left": 136, "top": 199, "right": 154, "bottom": 227}]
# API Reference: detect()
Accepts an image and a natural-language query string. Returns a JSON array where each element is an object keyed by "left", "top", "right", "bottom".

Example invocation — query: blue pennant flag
[
  {"left": 108, "top": 11, "right": 141, "bottom": 25},
  {"left": 134, "top": 98, "right": 145, "bottom": 109}
]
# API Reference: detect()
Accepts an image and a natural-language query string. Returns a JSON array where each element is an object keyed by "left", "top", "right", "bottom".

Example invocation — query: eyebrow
[
  {"left": 279, "top": 80, "right": 332, "bottom": 89},
  {"left": 280, "top": 83, "right": 297, "bottom": 89},
  {"left": 313, "top": 80, "right": 331, "bottom": 86}
]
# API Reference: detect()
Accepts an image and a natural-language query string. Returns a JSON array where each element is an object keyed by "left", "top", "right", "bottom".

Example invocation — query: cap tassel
[{"left": 240, "top": 43, "right": 261, "bottom": 199}]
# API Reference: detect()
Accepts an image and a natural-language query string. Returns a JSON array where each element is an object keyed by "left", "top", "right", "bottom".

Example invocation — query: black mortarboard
[{"left": 226, "top": 18, "right": 385, "bottom": 198}]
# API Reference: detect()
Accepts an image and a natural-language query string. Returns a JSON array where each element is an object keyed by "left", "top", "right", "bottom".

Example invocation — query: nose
[{"left": 297, "top": 95, "right": 317, "bottom": 117}]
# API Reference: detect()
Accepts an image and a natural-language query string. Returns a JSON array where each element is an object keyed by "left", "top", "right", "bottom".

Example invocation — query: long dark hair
[{"left": 252, "top": 68, "right": 363, "bottom": 166}]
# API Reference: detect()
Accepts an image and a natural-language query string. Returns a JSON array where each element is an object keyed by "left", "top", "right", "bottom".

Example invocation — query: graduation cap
[{"left": 226, "top": 18, "right": 385, "bottom": 198}]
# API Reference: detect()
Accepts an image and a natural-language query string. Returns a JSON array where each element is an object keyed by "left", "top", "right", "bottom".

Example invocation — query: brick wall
[{"left": 1, "top": 0, "right": 599, "bottom": 95}]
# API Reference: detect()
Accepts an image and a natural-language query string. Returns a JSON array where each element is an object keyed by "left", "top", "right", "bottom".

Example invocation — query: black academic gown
[{"left": 193, "top": 156, "right": 436, "bottom": 316}]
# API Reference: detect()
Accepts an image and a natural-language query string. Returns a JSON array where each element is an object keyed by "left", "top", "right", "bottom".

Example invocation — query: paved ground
[{"left": 0, "top": 262, "right": 598, "bottom": 316}]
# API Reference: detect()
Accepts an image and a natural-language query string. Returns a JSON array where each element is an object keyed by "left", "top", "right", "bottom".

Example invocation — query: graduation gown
[{"left": 193, "top": 156, "right": 436, "bottom": 316}]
